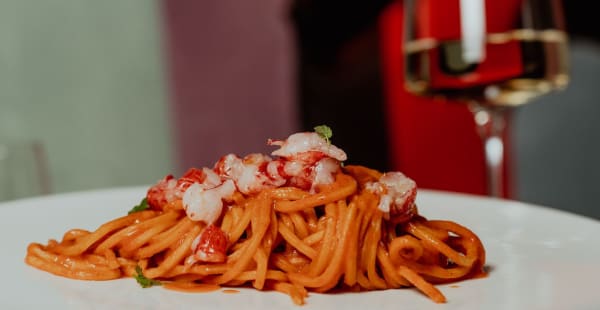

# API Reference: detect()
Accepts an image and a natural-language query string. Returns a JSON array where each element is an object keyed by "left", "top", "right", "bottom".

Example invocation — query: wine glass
[{"left": 402, "top": 0, "right": 569, "bottom": 197}]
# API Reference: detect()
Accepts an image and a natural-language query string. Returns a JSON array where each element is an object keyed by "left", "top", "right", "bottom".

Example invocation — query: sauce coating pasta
[{"left": 25, "top": 129, "right": 485, "bottom": 305}]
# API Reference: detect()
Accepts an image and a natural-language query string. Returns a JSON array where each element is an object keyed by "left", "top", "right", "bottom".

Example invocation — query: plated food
[{"left": 25, "top": 126, "right": 486, "bottom": 305}]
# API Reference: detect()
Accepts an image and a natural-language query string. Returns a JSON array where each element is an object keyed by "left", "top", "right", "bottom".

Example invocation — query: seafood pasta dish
[{"left": 25, "top": 126, "right": 486, "bottom": 305}]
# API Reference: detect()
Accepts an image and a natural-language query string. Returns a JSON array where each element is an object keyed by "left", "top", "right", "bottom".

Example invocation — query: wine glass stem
[{"left": 471, "top": 104, "right": 507, "bottom": 198}]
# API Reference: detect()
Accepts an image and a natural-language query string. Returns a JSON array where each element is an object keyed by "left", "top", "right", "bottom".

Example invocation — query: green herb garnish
[
  {"left": 128, "top": 198, "right": 149, "bottom": 214},
  {"left": 134, "top": 265, "right": 161, "bottom": 288},
  {"left": 314, "top": 125, "right": 333, "bottom": 144}
]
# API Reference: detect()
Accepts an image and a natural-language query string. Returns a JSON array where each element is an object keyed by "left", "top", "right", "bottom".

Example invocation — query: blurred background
[{"left": 0, "top": 0, "right": 598, "bottom": 219}]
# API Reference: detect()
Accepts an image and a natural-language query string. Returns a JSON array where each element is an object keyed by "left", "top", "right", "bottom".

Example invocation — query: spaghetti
[{"left": 25, "top": 129, "right": 485, "bottom": 305}]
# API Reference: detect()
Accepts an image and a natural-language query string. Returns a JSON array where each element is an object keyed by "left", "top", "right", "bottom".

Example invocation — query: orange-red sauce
[
  {"left": 222, "top": 289, "right": 240, "bottom": 294},
  {"left": 472, "top": 270, "right": 489, "bottom": 279},
  {"left": 163, "top": 282, "right": 221, "bottom": 293}
]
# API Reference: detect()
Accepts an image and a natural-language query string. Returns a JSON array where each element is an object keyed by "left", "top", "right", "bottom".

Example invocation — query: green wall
[{"left": 0, "top": 0, "right": 174, "bottom": 200}]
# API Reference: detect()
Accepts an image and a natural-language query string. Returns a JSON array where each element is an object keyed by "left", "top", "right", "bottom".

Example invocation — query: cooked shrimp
[
  {"left": 365, "top": 172, "right": 417, "bottom": 223},
  {"left": 189, "top": 224, "right": 228, "bottom": 263},
  {"left": 182, "top": 180, "right": 236, "bottom": 223},
  {"left": 268, "top": 132, "right": 347, "bottom": 161},
  {"left": 146, "top": 175, "right": 179, "bottom": 210}
]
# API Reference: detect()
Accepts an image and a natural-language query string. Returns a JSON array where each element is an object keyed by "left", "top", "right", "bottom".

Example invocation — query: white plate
[{"left": 2, "top": 187, "right": 599, "bottom": 309}]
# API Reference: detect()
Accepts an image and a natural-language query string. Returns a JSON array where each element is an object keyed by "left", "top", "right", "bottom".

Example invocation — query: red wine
[{"left": 404, "top": 29, "right": 569, "bottom": 106}]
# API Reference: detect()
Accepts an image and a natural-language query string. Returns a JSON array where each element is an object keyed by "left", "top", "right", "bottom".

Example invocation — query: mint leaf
[
  {"left": 134, "top": 265, "right": 161, "bottom": 288},
  {"left": 128, "top": 198, "right": 149, "bottom": 214},
  {"left": 314, "top": 125, "right": 333, "bottom": 144}
]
